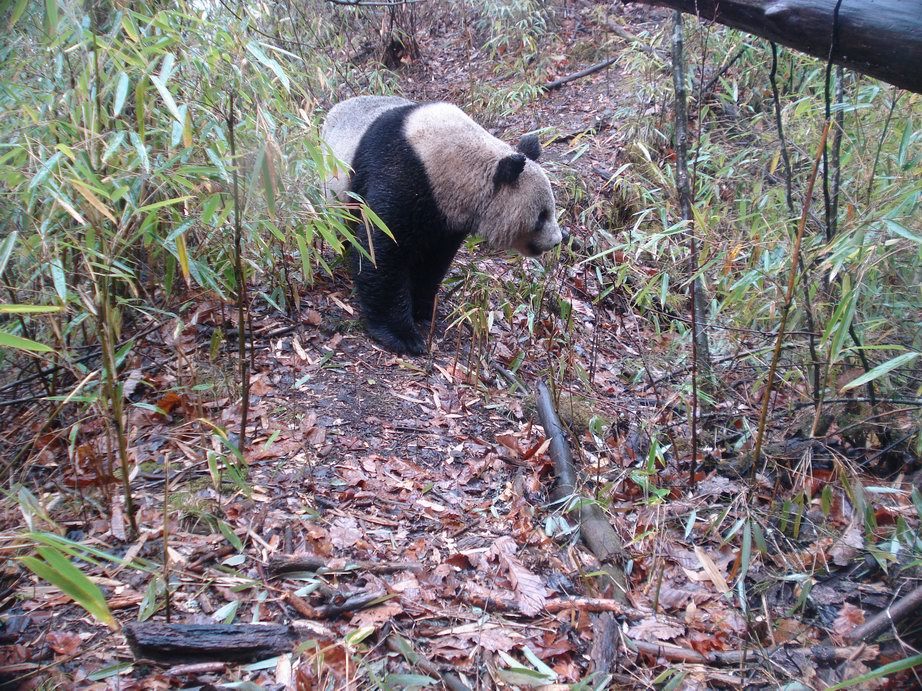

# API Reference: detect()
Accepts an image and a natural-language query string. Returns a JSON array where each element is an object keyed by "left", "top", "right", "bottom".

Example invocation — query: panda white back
[{"left": 321, "top": 95, "right": 413, "bottom": 200}]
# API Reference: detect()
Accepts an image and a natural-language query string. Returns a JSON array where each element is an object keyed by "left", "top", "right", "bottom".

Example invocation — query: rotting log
[
  {"left": 845, "top": 584, "right": 922, "bottom": 644},
  {"left": 124, "top": 623, "right": 298, "bottom": 663},
  {"left": 623, "top": 0, "right": 922, "bottom": 94},
  {"left": 536, "top": 381, "right": 629, "bottom": 602}
]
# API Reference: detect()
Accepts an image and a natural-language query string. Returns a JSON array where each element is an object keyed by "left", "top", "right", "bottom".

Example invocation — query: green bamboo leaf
[
  {"left": 21, "top": 546, "right": 117, "bottom": 629},
  {"left": 149, "top": 74, "right": 183, "bottom": 126},
  {"left": 136, "top": 195, "right": 192, "bottom": 213},
  {"left": 827, "top": 653, "right": 922, "bottom": 690},
  {"left": 0, "top": 331, "right": 52, "bottom": 353},
  {"left": 102, "top": 131, "right": 126, "bottom": 163},
  {"left": 29, "top": 151, "right": 62, "bottom": 190},
  {"left": 0, "top": 231, "right": 17, "bottom": 278},
  {"left": 212, "top": 600, "right": 238, "bottom": 624},
  {"left": 261, "top": 150, "right": 277, "bottom": 218},
  {"left": 884, "top": 219, "right": 922, "bottom": 244},
  {"left": 113, "top": 72, "right": 130, "bottom": 117},
  {"left": 246, "top": 41, "right": 290, "bottom": 93},
  {"left": 0, "top": 304, "right": 63, "bottom": 314},
  {"left": 43, "top": 0, "right": 57, "bottom": 35},
  {"left": 50, "top": 256, "right": 67, "bottom": 301},
  {"left": 129, "top": 131, "right": 149, "bottom": 173},
  {"left": 897, "top": 117, "right": 912, "bottom": 169},
  {"left": 8, "top": 0, "right": 28, "bottom": 28},
  {"left": 841, "top": 352, "right": 920, "bottom": 392}
]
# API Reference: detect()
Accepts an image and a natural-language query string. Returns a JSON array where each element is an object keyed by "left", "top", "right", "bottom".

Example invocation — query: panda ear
[
  {"left": 517, "top": 134, "right": 541, "bottom": 161},
  {"left": 494, "top": 152, "right": 527, "bottom": 188}
]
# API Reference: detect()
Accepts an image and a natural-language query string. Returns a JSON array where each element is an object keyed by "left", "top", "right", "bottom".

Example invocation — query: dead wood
[
  {"left": 267, "top": 554, "right": 423, "bottom": 577},
  {"left": 845, "top": 584, "right": 922, "bottom": 644},
  {"left": 629, "top": 638, "right": 876, "bottom": 666},
  {"left": 606, "top": 18, "right": 663, "bottom": 57},
  {"left": 544, "top": 57, "right": 618, "bottom": 91},
  {"left": 124, "top": 622, "right": 298, "bottom": 663},
  {"left": 590, "top": 612, "right": 619, "bottom": 677},
  {"left": 624, "top": 0, "right": 922, "bottom": 93},
  {"left": 286, "top": 589, "right": 390, "bottom": 619},
  {"left": 545, "top": 597, "right": 640, "bottom": 615},
  {"left": 535, "top": 380, "right": 629, "bottom": 602},
  {"left": 386, "top": 634, "right": 472, "bottom": 691},
  {"left": 165, "top": 661, "right": 228, "bottom": 677}
]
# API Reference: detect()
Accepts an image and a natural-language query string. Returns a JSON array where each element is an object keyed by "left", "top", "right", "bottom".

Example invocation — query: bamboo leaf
[
  {"left": 8, "top": 0, "right": 28, "bottom": 29},
  {"left": 43, "top": 0, "right": 57, "bottom": 35},
  {"left": 884, "top": 219, "right": 922, "bottom": 244},
  {"left": 136, "top": 195, "right": 192, "bottom": 213},
  {"left": 70, "top": 179, "right": 117, "bottom": 224},
  {"left": 246, "top": 41, "right": 290, "bottom": 93},
  {"left": 21, "top": 546, "right": 117, "bottom": 629},
  {"left": 0, "top": 231, "right": 17, "bottom": 278},
  {"left": 129, "top": 131, "right": 149, "bottom": 172},
  {"left": 113, "top": 72, "right": 130, "bottom": 117},
  {"left": 827, "top": 653, "right": 922, "bottom": 690},
  {"left": 0, "top": 331, "right": 53, "bottom": 352},
  {"left": 0, "top": 304, "right": 63, "bottom": 314},
  {"left": 841, "top": 352, "right": 920, "bottom": 392},
  {"left": 50, "top": 255, "right": 67, "bottom": 301},
  {"left": 29, "top": 151, "right": 62, "bottom": 190},
  {"left": 175, "top": 233, "right": 191, "bottom": 285},
  {"left": 102, "top": 131, "right": 126, "bottom": 164},
  {"left": 149, "top": 74, "right": 183, "bottom": 126}
]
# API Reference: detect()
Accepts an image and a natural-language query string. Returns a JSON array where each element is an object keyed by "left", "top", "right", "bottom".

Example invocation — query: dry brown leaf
[
  {"left": 693, "top": 546, "right": 730, "bottom": 594},
  {"left": 330, "top": 517, "right": 362, "bottom": 549},
  {"left": 46, "top": 631, "right": 82, "bottom": 656},
  {"left": 829, "top": 522, "right": 864, "bottom": 566},
  {"left": 625, "top": 617, "right": 685, "bottom": 643},
  {"left": 832, "top": 602, "right": 865, "bottom": 641}
]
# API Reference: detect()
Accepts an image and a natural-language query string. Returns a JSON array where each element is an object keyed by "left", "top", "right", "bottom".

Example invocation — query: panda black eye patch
[{"left": 534, "top": 209, "right": 549, "bottom": 231}]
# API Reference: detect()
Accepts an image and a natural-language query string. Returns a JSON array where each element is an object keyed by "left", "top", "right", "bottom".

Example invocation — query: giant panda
[{"left": 321, "top": 95, "right": 566, "bottom": 355}]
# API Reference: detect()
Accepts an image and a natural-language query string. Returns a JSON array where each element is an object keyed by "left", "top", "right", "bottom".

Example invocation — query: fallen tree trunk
[
  {"left": 623, "top": 0, "right": 922, "bottom": 94},
  {"left": 124, "top": 623, "right": 298, "bottom": 663},
  {"left": 536, "top": 381, "right": 629, "bottom": 602}
]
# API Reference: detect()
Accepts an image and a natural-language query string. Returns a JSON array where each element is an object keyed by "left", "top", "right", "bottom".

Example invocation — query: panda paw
[{"left": 367, "top": 322, "right": 428, "bottom": 356}]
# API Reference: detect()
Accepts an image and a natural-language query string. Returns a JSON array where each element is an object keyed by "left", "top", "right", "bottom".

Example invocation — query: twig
[
  {"left": 605, "top": 18, "right": 662, "bottom": 57},
  {"left": 289, "top": 590, "right": 390, "bottom": 619},
  {"left": 845, "top": 585, "right": 922, "bottom": 644},
  {"left": 629, "top": 638, "right": 874, "bottom": 666},
  {"left": 267, "top": 555, "right": 423, "bottom": 577},
  {"left": 544, "top": 57, "right": 618, "bottom": 91},
  {"left": 702, "top": 45, "right": 747, "bottom": 94},
  {"left": 671, "top": 10, "right": 709, "bottom": 487},
  {"left": 752, "top": 121, "right": 832, "bottom": 470},
  {"left": 536, "top": 380, "right": 629, "bottom": 601},
  {"left": 227, "top": 92, "right": 250, "bottom": 450}
]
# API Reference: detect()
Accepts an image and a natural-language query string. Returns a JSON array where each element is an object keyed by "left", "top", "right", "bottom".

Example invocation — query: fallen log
[
  {"left": 535, "top": 380, "right": 629, "bottom": 602},
  {"left": 124, "top": 622, "right": 298, "bottom": 663},
  {"left": 845, "top": 584, "right": 922, "bottom": 644},
  {"left": 623, "top": 0, "right": 922, "bottom": 93}
]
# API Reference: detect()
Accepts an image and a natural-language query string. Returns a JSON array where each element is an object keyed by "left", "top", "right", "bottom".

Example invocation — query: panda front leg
[
  {"left": 410, "top": 235, "right": 467, "bottom": 323},
  {"left": 351, "top": 244, "right": 427, "bottom": 356}
]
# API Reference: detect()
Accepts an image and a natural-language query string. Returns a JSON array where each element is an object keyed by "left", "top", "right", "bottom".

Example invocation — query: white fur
[{"left": 321, "top": 96, "right": 412, "bottom": 200}]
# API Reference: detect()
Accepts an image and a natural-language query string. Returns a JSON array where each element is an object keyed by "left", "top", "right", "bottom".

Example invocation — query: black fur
[
  {"left": 348, "top": 104, "right": 468, "bottom": 355},
  {"left": 493, "top": 152, "right": 527, "bottom": 189},
  {"left": 517, "top": 134, "right": 542, "bottom": 161}
]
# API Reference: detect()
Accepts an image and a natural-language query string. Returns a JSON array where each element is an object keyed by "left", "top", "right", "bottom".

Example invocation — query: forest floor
[{"left": 2, "top": 2, "right": 920, "bottom": 690}]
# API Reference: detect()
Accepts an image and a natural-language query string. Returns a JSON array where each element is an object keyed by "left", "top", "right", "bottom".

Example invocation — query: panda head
[{"left": 482, "top": 135, "right": 566, "bottom": 257}]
